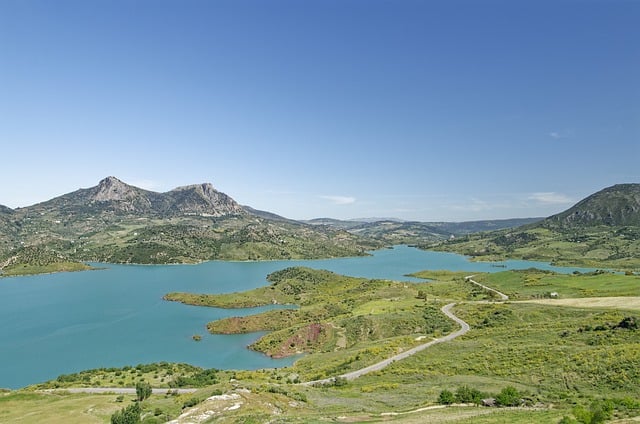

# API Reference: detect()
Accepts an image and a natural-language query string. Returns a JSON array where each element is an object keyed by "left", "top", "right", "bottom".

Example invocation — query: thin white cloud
[
  {"left": 549, "top": 129, "right": 574, "bottom": 140},
  {"left": 528, "top": 192, "right": 574, "bottom": 204},
  {"left": 319, "top": 195, "right": 356, "bottom": 205}
]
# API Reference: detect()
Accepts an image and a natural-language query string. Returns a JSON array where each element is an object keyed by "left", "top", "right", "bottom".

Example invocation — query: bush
[
  {"left": 455, "top": 385, "right": 483, "bottom": 404},
  {"left": 111, "top": 402, "right": 141, "bottom": 424},
  {"left": 572, "top": 400, "right": 614, "bottom": 424},
  {"left": 333, "top": 377, "right": 348, "bottom": 387},
  {"left": 616, "top": 316, "right": 638, "bottom": 330},
  {"left": 495, "top": 386, "right": 521, "bottom": 407},
  {"left": 182, "top": 397, "right": 200, "bottom": 409},
  {"left": 438, "top": 389, "right": 455, "bottom": 405},
  {"left": 169, "top": 368, "right": 218, "bottom": 387},
  {"left": 135, "top": 381, "right": 152, "bottom": 402}
]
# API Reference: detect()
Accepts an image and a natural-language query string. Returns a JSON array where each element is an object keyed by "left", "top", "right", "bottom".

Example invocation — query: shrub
[
  {"left": 455, "top": 385, "right": 483, "bottom": 404},
  {"left": 438, "top": 389, "right": 455, "bottom": 405},
  {"left": 135, "top": 381, "right": 152, "bottom": 402},
  {"left": 182, "top": 397, "right": 202, "bottom": 409},
  {"left": 616, "top": 316, "right": 638, "bottom": 330},
  {"left": 111, "top": 402, "right": 141, "bottom": 424},
  {"left": 333, "top": 377, "right": 348, "bottom": 387},
  {"left": 495, "top": 386, "right": 521, "bottom": 407}
]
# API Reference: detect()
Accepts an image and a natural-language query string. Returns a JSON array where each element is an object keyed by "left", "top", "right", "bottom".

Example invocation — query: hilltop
[
  {"left": 23, "top": 176, "right": 246, "bottom": 218},
  {"left": 431, "top": 184, "right": 640, "bottom": 269},
  {"left": 0, "top": 177, "right": 379, "bottom": 275},
  {"left": 542, "top": 183, "right": 640, "bottom": 229}
]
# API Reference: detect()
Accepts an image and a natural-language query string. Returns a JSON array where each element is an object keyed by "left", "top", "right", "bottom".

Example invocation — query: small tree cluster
[
  {"left": 559, "top": 400, "right": 614, "bottom": 424},
  {"left": 438, "top": 385, "right": 485, "bottom": 405},
  {"left": 456, "top": 385, "right": 484, "bottom": 404},
  {"left": 438, "top": 385, "right": 521, "bottom": 407}
]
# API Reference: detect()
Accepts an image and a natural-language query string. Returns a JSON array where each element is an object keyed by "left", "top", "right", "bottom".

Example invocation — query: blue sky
[{"left": 1, "top": 0, "right": 638, "bottom": 221}]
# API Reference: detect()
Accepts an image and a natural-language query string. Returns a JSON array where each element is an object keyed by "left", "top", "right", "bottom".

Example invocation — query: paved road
[
  {"left": 465, "top": 275, "right": 509, "bottom": 301},
  {"left": 302, "top": 302, "right": 470, "bottom": 386},
  {"left": 39, "top": 387, "right": 197, "bottom": 395}
]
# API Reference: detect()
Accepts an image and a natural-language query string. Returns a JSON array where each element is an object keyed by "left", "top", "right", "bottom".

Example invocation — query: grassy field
[
  {"left": 476, "top": 269, "right": 640, "bottom": 300},
  {"left": 0, "top": 391, "right": 130, "bottom": 424},
  {"left": 4, "top": 267, "right": 640, "bottom": 423}
]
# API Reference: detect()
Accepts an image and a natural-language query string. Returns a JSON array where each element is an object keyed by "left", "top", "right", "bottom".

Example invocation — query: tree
[
  {"left": 136, "top": 380, "right": 152, "bottom": 402},
  {"left": 438, "top": 389, "right": 455, "bottom": 405},
  {"left": 495, "top": 386, "right": 521, "bottom": 407},
  {"left": 111, "top": 402, "right": 141, "bottom": 424},
  {"left": 455, "top": 385, "right": 483, "bottom": 404}
]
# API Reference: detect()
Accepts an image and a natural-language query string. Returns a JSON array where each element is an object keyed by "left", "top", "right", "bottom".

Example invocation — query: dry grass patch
[{"left": 519, "top": 296, "right": 640, "bottom": 311}]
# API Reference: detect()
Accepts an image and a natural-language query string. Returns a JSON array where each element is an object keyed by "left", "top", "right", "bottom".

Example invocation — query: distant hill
[
  {"left": 543, "top": 183, "right": 640, "bottom": 229},
  {"left": 433, "top": 218, "right": 544, "bottom": 235},
  {"left": 243, "top": 206, "right": 298, "bottom": 223},
  {"left": 306, "top": 217, "right": 543, "bottom": 246},
  {"left": 304, "top": 218, "right": 368, "bottom": 230},
  {"left": 0, "top": 177, "right": 379, "bottom": 275},
  {"left": 433, "top": 184, "right": 640, "bottom": 269}
]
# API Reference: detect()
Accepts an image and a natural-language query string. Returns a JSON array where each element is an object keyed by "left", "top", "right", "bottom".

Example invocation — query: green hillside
[
  {"left": 429, "top": 184, "right": 640, "bottom": 270},
  {"left": 0, "top": 178, "right": 379, "bottom": 276}
]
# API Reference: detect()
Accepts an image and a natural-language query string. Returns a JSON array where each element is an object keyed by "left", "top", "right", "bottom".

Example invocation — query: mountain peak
[
  {"left": 167, "top": 182, "right": 245, "bottom": 216},
  {"left": 92, "top": 176, "right": 140, "bottom": 203},
  {"left": 172, "top": 182, "right": 216, "bottom": 193},
  {"left": 544, "top": 183, "right": 640, "bottom": 228}
]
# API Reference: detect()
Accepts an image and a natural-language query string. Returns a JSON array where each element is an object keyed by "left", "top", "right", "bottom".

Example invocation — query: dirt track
[{"left": 303, "top": 302, "right": 470, "bottom": 386}]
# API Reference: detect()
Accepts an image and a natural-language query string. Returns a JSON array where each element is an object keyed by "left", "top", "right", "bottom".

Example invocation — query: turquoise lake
[{"left": 0, "top": 246, "right": 595, "bottom": 389}]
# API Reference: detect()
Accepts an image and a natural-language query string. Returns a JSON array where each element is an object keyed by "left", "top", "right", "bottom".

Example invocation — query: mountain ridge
[
  {"left": 22, "top": 176, "right": 246, "bottom": 218},
  {"left": 432, "top": 183, "right": 640, "bottom": 269},
  {"left": 2, "top": 180, "right": 639, "bottom": 274}
]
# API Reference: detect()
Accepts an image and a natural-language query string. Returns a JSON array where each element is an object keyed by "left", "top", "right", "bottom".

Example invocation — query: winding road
[
  {"left": 303, "top": 276, "right": 509, "bottom": 386},
  {"left": 465, "top": 275, "right": 509, "bottom": 301},
  {"left": 302, "top": 302, "right": 470, "bottom": 386}
]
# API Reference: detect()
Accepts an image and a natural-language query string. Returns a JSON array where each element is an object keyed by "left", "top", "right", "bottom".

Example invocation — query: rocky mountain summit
[
  {"left": 165, "top": 183, "right": 245, "bottom": 217},
  {"left": 91, "top": 176, "right": 144, "bottom": 203},
  {"left": 24, "top": 176, "right": 246, "bottom": 218}
]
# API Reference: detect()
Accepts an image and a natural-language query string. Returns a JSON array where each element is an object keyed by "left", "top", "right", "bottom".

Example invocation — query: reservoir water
[{"left": 0, "top": 246, "right": 594, "bottom": 389}]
